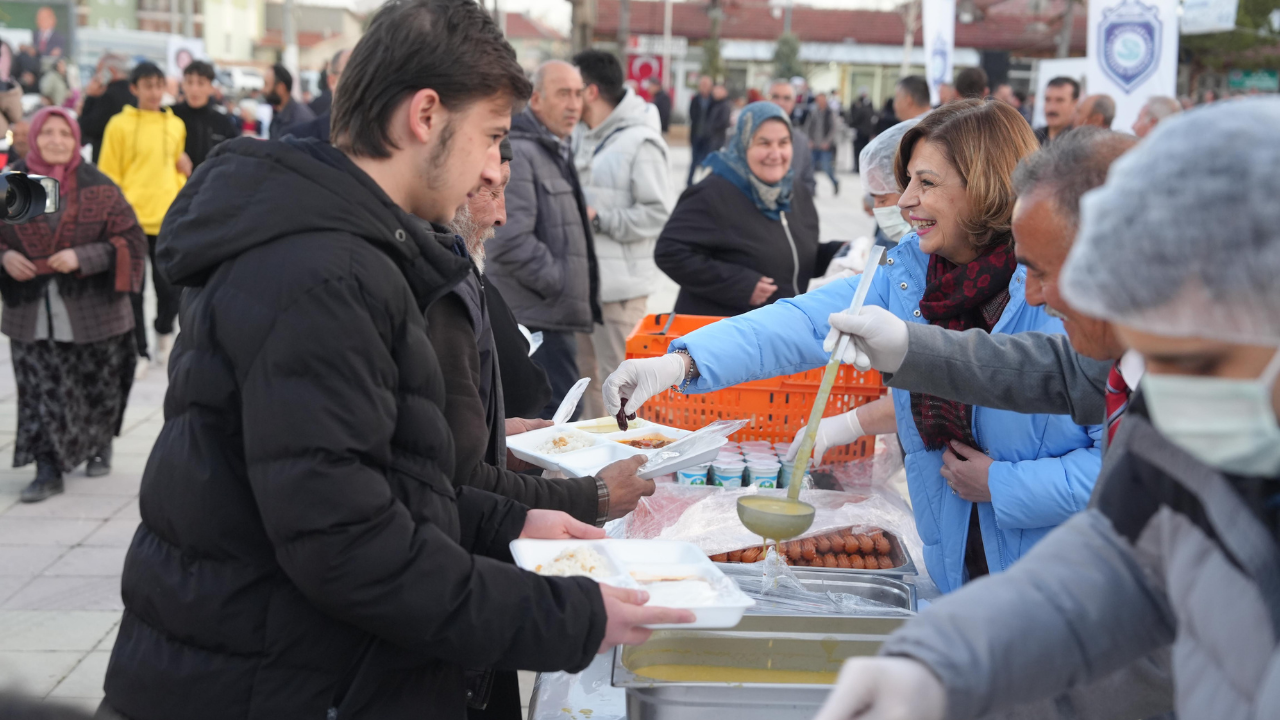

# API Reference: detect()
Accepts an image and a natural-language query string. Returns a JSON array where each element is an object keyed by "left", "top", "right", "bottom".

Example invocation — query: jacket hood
[
  {"left": 582, "top": 89, "right": 660, "bottom": 141},
  {"left": 157, "top": 137, "right": 470, "bottom": 308}
]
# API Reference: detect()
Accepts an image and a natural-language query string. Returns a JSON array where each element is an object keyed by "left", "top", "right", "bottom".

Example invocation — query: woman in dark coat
[
  {"left": 655, "top": 101, "right": 820, "bottom": 317},
  {"left": 0, "top": 107, "right": 146, "bottom": 502}
]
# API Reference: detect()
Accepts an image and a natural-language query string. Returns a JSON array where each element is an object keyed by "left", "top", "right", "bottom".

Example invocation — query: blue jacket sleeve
[
  {"left": 987, "top": 423, "right": 1104, "bottom": 530},
  {"left": 669, "top": 271, "right": 891, "bottom": 393}
]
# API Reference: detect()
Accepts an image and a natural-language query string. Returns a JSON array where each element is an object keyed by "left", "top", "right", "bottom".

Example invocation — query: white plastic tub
[{"left": 510, "top": 539, "right": 755, "bottom": 629}]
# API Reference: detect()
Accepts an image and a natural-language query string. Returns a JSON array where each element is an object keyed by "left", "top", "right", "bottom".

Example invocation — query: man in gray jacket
[
  {"left": 572, "top": 50, "right": 672, "bottom": 407},
  {"left": 802, "top": 92, "right": 840, "bottom": 195},
  {"left": 814, "top": 98, "right": 1280, "bottom": 720},
  {"left": 487, "top": 60, "right": 602, "bottom": 419}
]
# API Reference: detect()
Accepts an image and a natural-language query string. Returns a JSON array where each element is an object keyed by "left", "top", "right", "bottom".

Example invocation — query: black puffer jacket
[{"left": 102, "top": 137, "right": 607, "bottom": 720}]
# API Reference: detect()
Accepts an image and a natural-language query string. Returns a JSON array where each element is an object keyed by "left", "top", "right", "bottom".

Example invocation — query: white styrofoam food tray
[
  {"left": 510, "top": 539, "right": 755, "bottom": 629},
  {"left": 507, "top": 423, "right": 724, "bottom": 479}
]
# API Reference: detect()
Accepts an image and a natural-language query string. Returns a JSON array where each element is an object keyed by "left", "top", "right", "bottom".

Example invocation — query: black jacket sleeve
[
  {"left": 426, "top": 293, "right": 599, "bottom": 526},
  {"left": 485, "top": 280, "right": 552, "bottom": 420},
  {"left": 655, "top": 186, "right": 764, "bottom": 309},
  {"left": 239, "top": 277, "right": 605, "bottom": 673}
]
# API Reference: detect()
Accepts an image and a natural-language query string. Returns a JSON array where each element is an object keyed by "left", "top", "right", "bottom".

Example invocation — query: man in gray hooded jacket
[{"left": 572, "top": 50, "right": 672, "bottom": 408}]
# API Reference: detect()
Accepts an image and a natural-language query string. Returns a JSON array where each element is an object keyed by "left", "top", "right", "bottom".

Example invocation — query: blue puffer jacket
[{"left": 671, "top": 234, "right": 1103, "bottom": 593}]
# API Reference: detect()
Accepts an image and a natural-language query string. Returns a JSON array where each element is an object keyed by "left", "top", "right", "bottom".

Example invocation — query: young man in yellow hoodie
[{"left": 98, "top": 61, "right": 190, "bottom": 365}]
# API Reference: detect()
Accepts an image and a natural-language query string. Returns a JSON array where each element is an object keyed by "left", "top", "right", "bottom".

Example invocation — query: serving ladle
[{"left": 737, "top": 245, "right": 887, "bottom": 542}]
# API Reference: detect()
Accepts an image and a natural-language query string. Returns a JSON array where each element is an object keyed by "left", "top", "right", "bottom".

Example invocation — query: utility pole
[
  {"left": 284, "top": 0, "right": 300, "bottom": 100},
  {"left": 662, "top": 0, "right": 673, "bottom": 90},
  {"left": 182, "top": 0, "right": 194, "bottom": 37},
  {"left": 1056, "top": 0, "right": 1074, "bottom": 58},
  {"left": 617, "top": 0, "right": 630, "bottom": 63},
  {"left": 783, "top": 0, "right": 793, "bottom": 35},
  {"left": 569, "top": 0, "right": 597, "bottom": 54},
  {"left": 899, "top": 0, "right": 920, "bottom": 75}
]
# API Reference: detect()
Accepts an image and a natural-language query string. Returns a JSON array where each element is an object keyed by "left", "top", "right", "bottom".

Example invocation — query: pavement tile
[
  {"left": 0, "top": 650, "right": 84, "bottom": 696},
  {"left": 110, "top": 502, "right": 141, "bottom": 522},
  {"left": 64, "top": 472, "right": 143, "bottom": 497},
  {"left": 2, "top": 495, "right": 131, "bottom": 521},
  {"left": 0, "top": 518, "right": 102, "bottom": 547},
  {"left": 0, "top": 545, "right": 68, "bottom": 576},
  {"left": 2, "top": 577, "right": 124, "bottom": 611},
  {"left": 48, "top": 650, "right": 110, "bottom": 699},
  {"left": 0, "top": 611, "right": 120, "bottom": 651},
  {"left": 0, "top": 575, "right": 31, "bottom": 604},
  {"left": 94, "top": 616, "right": 121, "bottom": 652},
  {"left": 44, "top": 547, "right": 129, "bottom": 577},
  {"left": 81, "top": 519, "right": 140, "bottom": 548}
]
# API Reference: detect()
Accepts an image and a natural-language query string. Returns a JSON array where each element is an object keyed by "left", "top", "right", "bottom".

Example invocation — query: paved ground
[{"left": 0, "top": 141, "right": 870, "bottom": 714}]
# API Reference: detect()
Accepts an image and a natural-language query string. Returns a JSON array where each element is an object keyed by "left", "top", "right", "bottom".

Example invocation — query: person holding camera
[{"left": 0, "top": 107, "right": 147, "bottom": 502}]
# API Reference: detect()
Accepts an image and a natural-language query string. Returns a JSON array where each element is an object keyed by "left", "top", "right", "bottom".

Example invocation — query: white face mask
[
  {"left": 873, "top": 204, "right": 912, "bottom": 243},
  {"left": 1142, "top": 349, "right": 1280, "bottom": 477}
]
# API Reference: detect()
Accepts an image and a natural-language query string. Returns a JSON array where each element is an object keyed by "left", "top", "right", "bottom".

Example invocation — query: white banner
[
  {"left": 922, "top": 0, "right": 956, "bottom": 106},
  {"left": 1086, "top": 0, "right": 1179, "bottom": 134},
  {"left": 1181, "top": 0, "right": 1240, "bottom": 35},
  {"left": 166, "top": 37, "right": 207, "bottom": 79}
]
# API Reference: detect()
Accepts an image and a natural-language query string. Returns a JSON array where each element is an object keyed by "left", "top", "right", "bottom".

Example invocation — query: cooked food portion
[
  {"left": 709, "top": 527, "right": 901, "bottom": 570},
  {"left": 616, "top": 433, "right": 678, "bottom": 449},
  {"left": 534, "top": 545, "right": 614, "bottom": 579},
  {"left": 535, "top": 431, "right": 594, "bottom": 455},
  {"left": 575, "top": 416, "right": 650, "bottom": 434}
]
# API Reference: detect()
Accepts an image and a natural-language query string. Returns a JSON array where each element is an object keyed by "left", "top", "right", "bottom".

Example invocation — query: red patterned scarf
[{"left": 910, "top": 240, "right": 1018, "bottom": 450}]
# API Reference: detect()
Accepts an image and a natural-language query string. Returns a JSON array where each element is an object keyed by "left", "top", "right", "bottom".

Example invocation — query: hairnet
[
  {"left": 859, "top": 117, "right": 921, "bottom": 196},
  {"left": 1060, "top": 98, "right": 1280, "bottom": 345}
]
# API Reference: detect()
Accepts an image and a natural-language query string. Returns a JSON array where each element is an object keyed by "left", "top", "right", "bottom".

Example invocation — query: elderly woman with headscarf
[
  {"left": 0, "top": 107, "right": 146, "bottom": 502},
  {"left": 654, "top": 101, "right": 820, "bottom": 317}
]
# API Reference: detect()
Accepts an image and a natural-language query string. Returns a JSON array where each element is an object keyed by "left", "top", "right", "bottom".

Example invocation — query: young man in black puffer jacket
[{"left": 97, "top": 3, "right": 691, "bottom": 720}]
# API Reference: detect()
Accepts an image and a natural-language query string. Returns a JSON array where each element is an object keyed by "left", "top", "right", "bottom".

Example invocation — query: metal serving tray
[
  {"left": 715, "top": 532, "right": 919, "bottom": 581},
  {"left": 612, "top": 614, "right": 906, "bottom": 720},
  {"left": 747, "top": 568, "right": 917, "bottom": 613}
]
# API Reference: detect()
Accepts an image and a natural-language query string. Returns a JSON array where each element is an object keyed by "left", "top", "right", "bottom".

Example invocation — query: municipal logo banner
[
  {"left": 922, "top": 0, "right": 956, "bottom": 106},
  {"left": 1087, "top": 0, "right": 1179, "bottom": 134}
]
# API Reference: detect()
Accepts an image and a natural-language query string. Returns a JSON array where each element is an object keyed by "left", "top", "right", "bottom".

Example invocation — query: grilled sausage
[
  {"left": 849, "top": 554, "right": 866, "bottom": 569},
  {"left": 873, "top": 533, "right": 892, "bottom": 556},
  {"left": 710, "top": 553, "right": 728, "bottom": 562},
  {"left": 823, "top": 554, "right": 839, "bottom": 568},
  {"left": 802, "top": 539, "right": 817, "bottom": 561},
  {"left": 786, "top": 541, "right": 803, "bottom": 562},
  {"left": 728, "top": 550, "right": 744, "bottom": 562},
  {"left": 741, "top": 547, "right": 761, "bottom": 563},
  {"left": 836, "top": 554, "right": 852, "bottom": 569},
  {"left": 855, "top": 534, "right": 874, "bottom": 555},
  {"left": 815, "top": 535, "right": 832, "bottom": 554},
  {"left": 878, "top": 555, "right": 895, "bottom": 569}
]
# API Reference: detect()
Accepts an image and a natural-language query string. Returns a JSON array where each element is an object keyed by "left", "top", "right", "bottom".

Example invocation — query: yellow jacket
[{"left": 98, "top": 106, "right": 187, "bottom": 235}]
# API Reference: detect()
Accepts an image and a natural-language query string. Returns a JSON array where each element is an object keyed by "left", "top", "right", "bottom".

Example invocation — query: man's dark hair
[
  {"left": 271, "top": 63, "right": 293, "bottom": 93},
  {"left": 1046, "top": 76, "right": 1081, "bottom": 100},
  {"left": 129, "top": 61, "right": 165, "bottom": 85},
  {"left": 183, "top": 60, "right": 216, "bottom": 81},
  {"left": 896, "top": 75, "right": 930, "bottom": 109},
  {"left": 1092, "top": 94, "right": 1116, "bottom": 128},
  {"left": 1012, "top": 127, "right": 1137, "bottom": 230},
  {"left": 573, "top": 49, "right": 625, "bottom": 107},
  {"left": 955, "top": 67, "right": 988, "bottom": 99},
  {"left": 332, "top": 0, "right": 531, "bottom": 159}
]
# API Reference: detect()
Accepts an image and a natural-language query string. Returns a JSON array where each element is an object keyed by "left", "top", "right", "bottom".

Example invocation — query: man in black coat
[
  {"left": 79, "top": 55, "right": 135, "bottom": 163},
  {"left": 99, "top": 3, "right": 690, "bottom": 719},
  {"left": 170, "top": 60, "right": 240, "bottom": 169},
  {"left": 686, "top": 74, "right": 713, "bottom": 185},
  {"left": 646, "top": 78, "right": 671, "bottom": 133},
  {"left": 286, "top": 48, "right": 352, "bottom": 143}
]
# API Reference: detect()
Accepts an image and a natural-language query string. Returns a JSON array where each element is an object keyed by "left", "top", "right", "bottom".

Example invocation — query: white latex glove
[
  {"left": 602, "top": 353, "right": 688, "bottom": 417},
  {"left": 813, "top": 657, "right": 947, "bottom": 720},
  {"left": 823, "top": 305, "right": 910, "bottom": 373},
  {"left": 784, "top": 409, "right": 864, "bottom": 464}
]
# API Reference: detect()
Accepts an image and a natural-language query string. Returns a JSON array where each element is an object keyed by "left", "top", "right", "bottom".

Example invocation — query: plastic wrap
[{"left": 722, "top": 548, "right": 913, "bottom": 616}]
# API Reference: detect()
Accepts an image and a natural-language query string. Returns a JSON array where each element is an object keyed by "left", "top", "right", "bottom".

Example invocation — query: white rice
[
  {"left": 535, "top": 546, "right": 613, "bottom": 579},
  {"left": 535, "top": 431, "right": 594, "bottom": 455}
]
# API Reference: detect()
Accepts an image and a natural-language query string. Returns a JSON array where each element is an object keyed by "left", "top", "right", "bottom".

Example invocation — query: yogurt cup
[
  {"left": 711, "top": 460, "right": 745, "bottom": 488},
  {"left": 740, "top": 441, "right": 773, "bottom": 452},
  {"left": 744, "top": 452, "right": 779, "bottom": 464},
  {"left": 676, "top": 463, "right": 711, "bottom": 486},
  {"left": 746, "top": 459, "right": 782, "bottom": 488}
]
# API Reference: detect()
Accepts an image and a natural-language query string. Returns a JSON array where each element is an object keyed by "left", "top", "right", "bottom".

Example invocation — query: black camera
[{"left": 1, "top": 171, "right": 59, "bottom": 224}]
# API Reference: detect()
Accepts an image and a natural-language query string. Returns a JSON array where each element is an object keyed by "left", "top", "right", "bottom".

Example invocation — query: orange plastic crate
[{"left": 625, "top": 313, "right": 887, "bottom": 462}]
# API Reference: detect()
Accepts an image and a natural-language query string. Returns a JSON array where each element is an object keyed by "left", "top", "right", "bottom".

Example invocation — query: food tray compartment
[
  {"left": 511, "top": 539, "right": 755, "bottom": 629},
  {"left": 555, "top": 443, "right": 648, "bottom": 479},
  {"left": 569, "top": 416, "right": 652, "bottom": 434},
  {"left": 602, "top": 426, "right": 692, "bottom": 450},
  {"left": 505, "top": 425, "right": 604, "bottom": 473}
]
